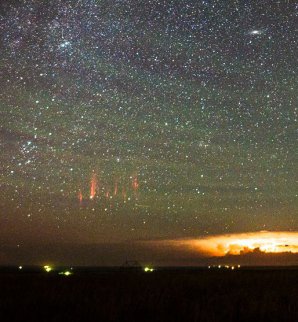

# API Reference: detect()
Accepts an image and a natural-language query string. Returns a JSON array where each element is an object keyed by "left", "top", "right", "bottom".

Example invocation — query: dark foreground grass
[{"left": 0, "top": 268, "right": 298, "bottom": 322}]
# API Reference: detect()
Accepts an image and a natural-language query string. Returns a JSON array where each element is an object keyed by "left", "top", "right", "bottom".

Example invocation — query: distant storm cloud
[{"left": 148, "top": 231, "right": 298, "bottom": 257}]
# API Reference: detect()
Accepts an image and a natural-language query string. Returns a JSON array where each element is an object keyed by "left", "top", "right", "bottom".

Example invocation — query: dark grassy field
[{"left": 0, "top": 267, "right": 298, "bottom": 322}]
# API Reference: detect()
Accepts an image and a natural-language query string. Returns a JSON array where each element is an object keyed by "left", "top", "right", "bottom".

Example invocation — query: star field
[{"left": 0, "top": 0, "right": 297, "bottom": 254}]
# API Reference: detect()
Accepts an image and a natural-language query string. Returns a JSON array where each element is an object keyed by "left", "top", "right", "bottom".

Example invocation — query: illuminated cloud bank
[{"left": 152, "top": 231, "right": 298, "bottom": 257}]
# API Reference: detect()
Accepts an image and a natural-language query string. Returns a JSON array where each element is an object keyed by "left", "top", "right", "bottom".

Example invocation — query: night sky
[{"left": 0, "top": 0, "right": 297, "bottom": 266}]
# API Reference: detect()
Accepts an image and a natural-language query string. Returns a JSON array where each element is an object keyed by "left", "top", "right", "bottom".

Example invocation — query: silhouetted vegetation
[{"left": 0, "top": 268, "right": 298, "bottom": 322}]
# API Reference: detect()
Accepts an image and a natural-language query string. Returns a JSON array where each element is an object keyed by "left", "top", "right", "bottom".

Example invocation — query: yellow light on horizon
[
  {"left": 44, "top": 265, "right": 53, "bottom": 273},
  {"left": 64, "top": 271, "right": 72, "bottom": 276},
  {"left": 144, "top": 267, "right": 154, "bottom": 272},
  {"left": 59, "top": 270, "right": 73, "bottom": 276}
]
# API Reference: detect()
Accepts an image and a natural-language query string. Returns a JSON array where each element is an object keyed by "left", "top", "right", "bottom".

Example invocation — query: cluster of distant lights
[
  {"left": 208, "top": 265, "right": 241, "bottom": 270},
  {"left": 144, "top": 266, "right": 154, "bottom": 272},
  {"left": 18, "top": 265, "right": 73, "bottom": 276},
  {"left": 18, "top": 265, "right": 154, "bottom": 274},
  {"left": 17, "top": 265, "right": 243, "bottom": 272},
  {"left": 44, "top": 265, "right": 73, "bottom": 276}
]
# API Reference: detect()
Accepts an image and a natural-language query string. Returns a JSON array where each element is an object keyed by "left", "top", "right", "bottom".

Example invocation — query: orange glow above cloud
[{"left": 155, "top": 231, "right": 298, "bottom": 257}]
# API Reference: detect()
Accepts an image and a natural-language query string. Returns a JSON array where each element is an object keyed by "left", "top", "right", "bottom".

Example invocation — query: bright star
[
  {"left": 249, "top": 30, "right": 262, "bottom": 35},
  {"left": 59, "top": 41, "right": 71, "bottom": 49}
]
